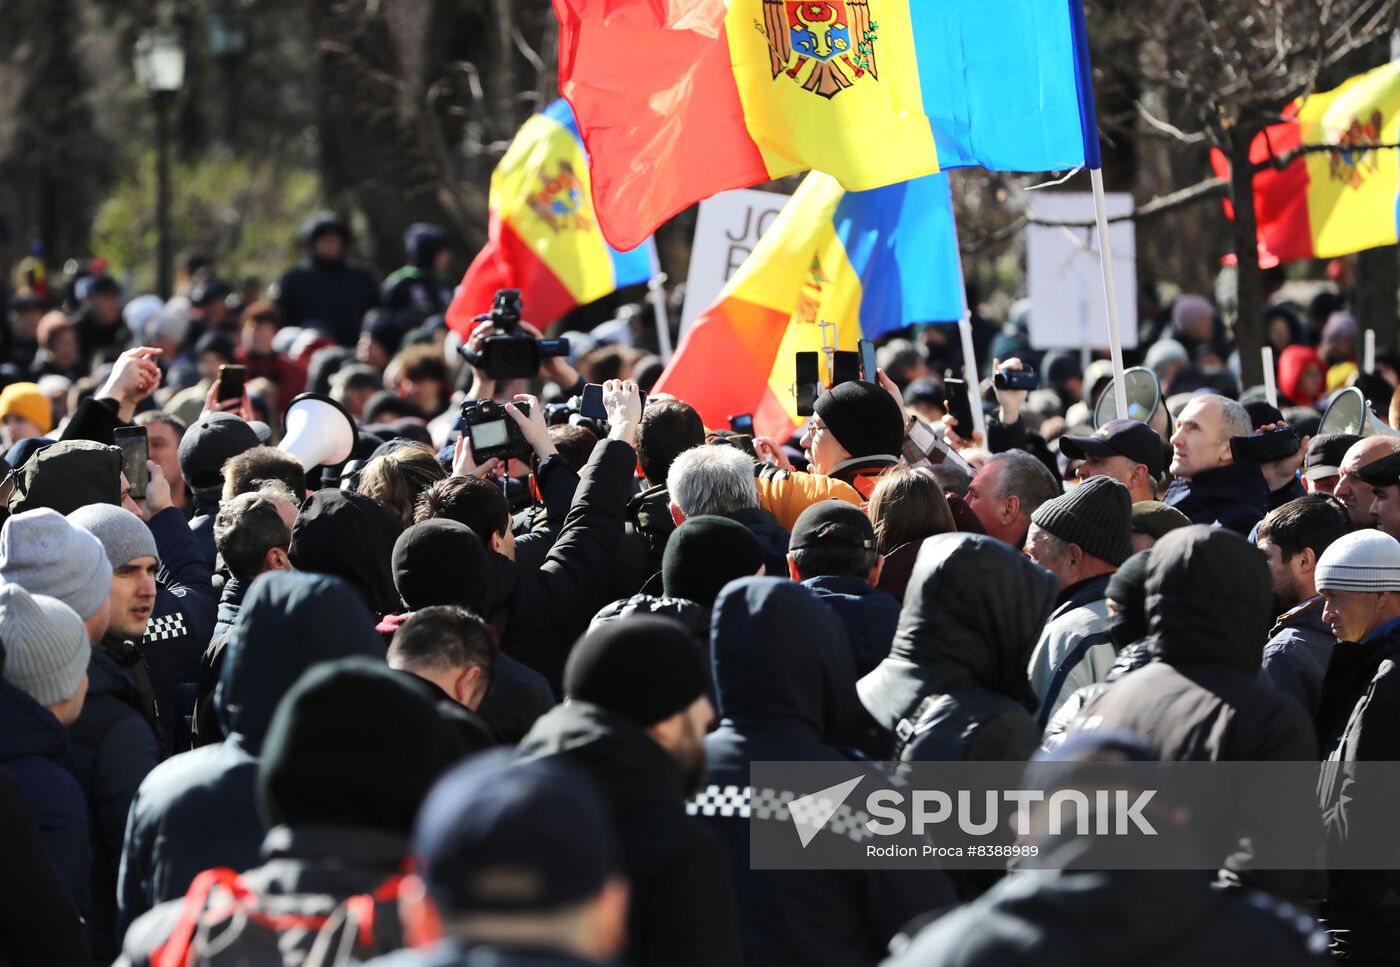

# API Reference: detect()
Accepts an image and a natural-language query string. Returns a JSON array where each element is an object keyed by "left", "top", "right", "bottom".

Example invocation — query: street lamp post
[
  {"left": 207, "top": 6, "right": 247, "bottom": 149},
  {"left": 133, "top": 31, "right": 185, "bottom": 299}
]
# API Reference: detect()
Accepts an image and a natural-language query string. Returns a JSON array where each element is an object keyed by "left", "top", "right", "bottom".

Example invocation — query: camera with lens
[
  {"left": 458, "top": 398, "right": 535, "bottom": 463},
  {"left": 460, "top": 289, "right": 572, "bottom": 380}
]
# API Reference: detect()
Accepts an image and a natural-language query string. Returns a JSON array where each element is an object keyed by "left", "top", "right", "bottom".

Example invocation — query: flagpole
[
  {"left": 646, "top": 245, "right": 674, "bottom": 363},
  {"left": 1366, "top": 328, "right": 1376, "bottom": 374},
  {"left": 1262, "top": 346, "right": 1278, "bottom": 409},
  {"left": 958, "top": 312, "right": 988, "bottom": 441},
  {"left": 1090, "top": 168, "right": 1129, "bottom": 421}
]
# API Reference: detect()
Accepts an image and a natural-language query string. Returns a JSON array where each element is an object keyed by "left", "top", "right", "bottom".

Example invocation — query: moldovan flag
[
  {"left": 1210, "top": 61, "right": 1400, "bottom": 264},
  {"left": 653, "top": 171, "right": 965, "bottom": 439},
  {"left": 445, "top": 100, "right": 655, "bottom": 337},
  {"left": 552, "top": 0, "right": 1101, "bottom": 250}
]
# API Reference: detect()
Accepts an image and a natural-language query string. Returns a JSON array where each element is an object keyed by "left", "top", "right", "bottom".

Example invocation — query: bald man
[{"left": 1334, "top": 436, "right": 1400, "bottom": 530}]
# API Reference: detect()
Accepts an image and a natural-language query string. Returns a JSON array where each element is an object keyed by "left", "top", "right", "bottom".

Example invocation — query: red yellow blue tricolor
[
  {"left": 552, "top": 0, "right": 1101, "bottom": 250},
  {"left": 654, "top": 171, "right": 965, "bottom": 439},
  {"left": 446, "top": 100, "right": 654, "bottom": 336},
  {"left": 1211, "top": 61, "right": 1400, "bottom": 265}
]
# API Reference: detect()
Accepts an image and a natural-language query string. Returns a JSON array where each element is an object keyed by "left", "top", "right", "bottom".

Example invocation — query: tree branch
[{"left": 1253, "top": 140, "right": 1400, "bottom": 170}]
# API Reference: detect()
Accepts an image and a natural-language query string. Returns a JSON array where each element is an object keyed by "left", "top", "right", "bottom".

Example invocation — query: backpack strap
[{"left": 153, "top": 868, "right": 250, "bottom": 967}]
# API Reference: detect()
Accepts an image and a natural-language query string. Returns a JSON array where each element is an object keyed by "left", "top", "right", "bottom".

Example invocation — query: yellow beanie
[
  {"left": 0, "top": 383, "right": 53, "bottom": 435},
  {"left": 1327, "top": 361, "right": 1359, "bottom": 393}
]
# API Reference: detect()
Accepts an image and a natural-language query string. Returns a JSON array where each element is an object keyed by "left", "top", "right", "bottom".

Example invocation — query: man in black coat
[
  {"left": 1067, "top": 525, "right": 1318, "bottom": 902},
  {"left": 519, "top": 617, "right": 740, "bottom": 967},
  {"left": 117, "top": 658, "right": 463, "bottom": 966},
  {"left": 1313, "top": 529, "right": 1400, "bottom": 961},
  {"left": 1163, "top": 394, "right": 1269, "bottom": 535},
  {"left": 275, "top": 212, "right": 380, "bottom": 347}
]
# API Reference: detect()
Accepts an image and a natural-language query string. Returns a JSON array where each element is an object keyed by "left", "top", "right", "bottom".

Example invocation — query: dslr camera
[
  {"left": 461, "top": 289, "right": 571, "bottom": 380},
  {"left": 459, "top": 398, "right": 535, "bottom": 463}
]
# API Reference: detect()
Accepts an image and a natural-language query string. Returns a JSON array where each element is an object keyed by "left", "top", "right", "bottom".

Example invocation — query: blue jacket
[
  {"left": 1261, "top": 596, "right": 1334, "bottom": 716},
  {"left": 802, "top": 575, "right": 902, "bottom": 677},
  {"left": 1164, "top": 462, "right": 1270, "bottom": 536},
  {"left": 0, "top": 680, "right": 89, "bottom": 912},
  {"left": 117, "top": 573, "right": 384, "bottom": 934},
  {"left": 695, "top": 578, "right": 955, "bottom": 966}
]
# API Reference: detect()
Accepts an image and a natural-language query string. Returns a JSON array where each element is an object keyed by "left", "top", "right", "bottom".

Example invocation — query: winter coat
[
  {"left": 68, "top": 649, "right": 158, "bottom": 963},
  {"left": 1269, "top": 475, "right": 1308, "bottom": 513},
  {"left": 1069, "top": 527, "right": 1318, "bottom": 901},
  {"left": 724, "top": 506, "right": 791, "bottom": 578},
  {"left": 116, "top": 573, "right": 384, "bottom": 934},
  {"left": 589, "top": 594, "right": 710, "bottom": 645},
  {"left": 473, "top": 651, "right": 556, "bottom": 745},
  {"left": 608, "top": 482, "right": 675, "bottom": 599},
  {"left": 289, "top": 490, "right": 404, "bottom": 619},
  {"left": 275, "top": 218, "right": 380, "bottom": 346},
  {"left": 509, "top": 457, "right": 582, "bottom": 576},
  {"left": 1163, "top": 461, "right": 1270, "bottom": 536},
  {"left": 859, "top": 534, "right": 1057, "bottom": 764},
  {"left": 141, "top": 506, "right": 218, "bottom": 752},
  {"left": 754, "top": 465, "right": 862, "bottom": 531},
  {"left": 519, "top": 703, "right": 741, "bottom": 967},
  {"left": 364, "top": 942, "right": 613, "bottom": 967},
  {"left": 1261, "top": 596, "right": 1334, "bottom": 715},
  {"left": 0, "top": 767, "right": 90, "bottom": 967},
  {"left": 487, "top": 438, "right": 637, "bottom": 691},
  {"left": 803, "top": 574, "right": 902, "bottom": 677},
  {"left": 186, "top": 488, "right": 221, "bottom": 573},
  {"left": 1027, "top": 573, "right": 1116, "bottom": 730},
  {"left": 212, "top": 574, "right": 248, "bottom": 645},
  {"left": 883, "top": 836, "right": 1331, "bottom": 967},
  {"left": 696, "top": 577, "right": 956, "bottom": 967},
  {"left": 117, "top": 824, "right": 409, "bottom": 967},
  {"left": 379, "top": 223, "right": 453, "bottom": 320},
  {"left": 190, "top": 577, "right": 248, "bottom": 749},
  {"left": 1315, "top": 617, "right": 1400, "bottom": 962},
  {"left": 0, "top": 681, "right": 89, "bottom": 912},
  {"left": 830, "top": 455, "right": 901, "bottom": 500}
]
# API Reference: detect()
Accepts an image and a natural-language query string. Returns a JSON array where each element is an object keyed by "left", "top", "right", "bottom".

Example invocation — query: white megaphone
[
  {"left": 1318, "top": 386, "right": 1400, "bottom": 439},
  {"left": 278, "top": 393, "right": 357, "bottom": 471},
  {"left": 1092, "top": 366, "right": 1173, "bottom": 442}
]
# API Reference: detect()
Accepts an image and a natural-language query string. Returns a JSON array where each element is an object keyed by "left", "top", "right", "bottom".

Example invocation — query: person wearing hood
[
  {"left": 380, "top": 223, "right": 454, "bottom": 322},
  {"left": 788, "top": 500, "right": 902, "bottom": 677},
  {"left": 179, "top": 412, "right": 260, "bottom": 570},
  {"left": 667, "top": 445, "right": 792, "bottom": 577},
  {"left": 7, "top": 438, "right": 122, "bottom": 516},
  {"left": 1256, "top": 496, "right": 1348, "bottom": 714},
  {"left": 1163, "top": 394, "right": 1269, "bottom": 535},
  {"left": 1312, "top": 530, "right": 1400, "bottom": 960},
  {"left": 0, "top": 587, "right": 93, "bottom": 918},
  {"left": 1024, "top": 477, "right": 1133, "bottom": 728},
  {"left": 695, "top": 577, "right": 956, "bottom": 965},
  {"left": 115, "top": 572, "right": 385, "bottom": 933},
  {"left": 71, "top": 475, "right": 217, "bottom": 755},
  {"left": 883, "top": 732, "right": 1331, "bottom": 967},
  {"left": 1144, "top": 338, "right": 1190, "bottom": 395},
  {"left": 519, "top": 618, "right": 741, "bottom": 967},
  {"left": 1320, "top": 310, "right": 1359, "bottom": 368},
  {"left": 275, "top": 212, "right": 380, "bottom": 347},
  {"left": 755, "top": 381, "right": 905, "bottom": 529},
  {"left": 860, "top": 533, "right": 1057, "bottom": 764},
  {"left": 1066, "top": 525, "right": 1317, "bottom": 901},
  {"left": 289, "top": 489, "right": 404, "bottom": 619},
  {"left": 116, "top": 658, "right": 463, "bottom": 966},
  {"left": 390, "top": 518, "right": 555, "bottom": 744},
  {"left": 591, "top": 514, "right": 765, "bottom": 645},
  {"left": 1277, "top": 345, "right": 1327, "bottom": 410}
]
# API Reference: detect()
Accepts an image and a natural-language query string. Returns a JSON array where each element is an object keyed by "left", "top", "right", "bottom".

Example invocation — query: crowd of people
[{"left": 1, "top": 226, "right": 1400, "bottom": 966}]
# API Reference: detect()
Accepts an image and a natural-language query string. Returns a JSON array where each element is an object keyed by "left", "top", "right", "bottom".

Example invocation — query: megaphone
[
  {"left": 1318, "top": 386, "right": 1400, "bottom": 439},
  {"left": 278, "top": 393, "right": 357, "bottom": 471},
  {"left": 1093, "top": 366, "right": 1172, "bottom": 442}
]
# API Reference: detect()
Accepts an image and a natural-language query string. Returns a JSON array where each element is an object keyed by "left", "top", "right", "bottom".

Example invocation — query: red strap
[{"left": 152, "top": 868, "right": 248, "bottom": 967}]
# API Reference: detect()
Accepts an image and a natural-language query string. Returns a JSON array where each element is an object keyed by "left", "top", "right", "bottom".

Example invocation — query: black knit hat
[
  {"left": 257, "top": 657, "right": 461, "bottom": 832},
  {"left": 393, "top": 519, "right": 494, "bottom": 616},
  {"left": 662, "top": 515, "right": 764, "bottom": 606},
  {"left": 1030, "top": 475, "right": 1132, "bottom": 566},
  {"left": 564, "top": 616, "right": 709, "bottom": 726},
  {"left": 813, "top": 381, "right": 905, "bottom": 460}
]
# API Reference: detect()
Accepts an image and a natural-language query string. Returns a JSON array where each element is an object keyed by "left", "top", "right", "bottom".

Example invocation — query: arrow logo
[{"left": 787, "top": 775, "right": 863, "bottom": 848}]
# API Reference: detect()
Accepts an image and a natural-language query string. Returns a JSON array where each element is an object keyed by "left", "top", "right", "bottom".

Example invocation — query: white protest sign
[
  {"left": 1027, "top": 191, "right": 1138, "bottom": 351},
  {"left": 680, "top": 188, "right": 789, "bottom": 336}
]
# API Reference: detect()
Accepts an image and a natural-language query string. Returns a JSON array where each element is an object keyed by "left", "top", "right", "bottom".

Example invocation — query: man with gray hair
[
  {"left": 1164, "top": 393, "right": 1270, "bottom": 535},
  {"left": 964, "top": 450, "right": 1061, "bottom": 549},
  {"left": 666, "top": 445, "right": 789, "bottom": 576}
]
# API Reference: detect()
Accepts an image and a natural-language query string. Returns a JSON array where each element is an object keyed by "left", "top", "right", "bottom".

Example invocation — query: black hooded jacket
[
  {"left": 116, "top": 572, "right": 385, "bottom": 934},
  {"left": 290, "top": 490, "right": 405, "bottom": 619},
  {"left": 1069, "top": 526, "right": 1318, "bottom": 900},
  {"left": 858, "top": 534, "right": 1057, "bottom": 764},
  {"left": 1163, "top": 461, "right": 1270, "bottom": 536},
  {"left": 697, "top": 578, "right": 956, "bottom": 967},
  {"left": 275, "top": 212, "right": 380, "bottom": 346},
  {"left": 519, "top": 703, "right": 740, "bottom": 967}
]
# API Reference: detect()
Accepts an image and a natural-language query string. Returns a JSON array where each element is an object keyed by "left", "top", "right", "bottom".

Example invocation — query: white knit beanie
[
  {"left": 1316, "top": 530, "right": 1400, "bottom": 593},
  {"left": 0, "top": 584, "right": 89, "bottom": 706}
]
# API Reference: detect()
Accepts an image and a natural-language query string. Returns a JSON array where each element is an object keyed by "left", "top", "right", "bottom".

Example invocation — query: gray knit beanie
[
  {"left": 0, "top": 584, "right": 89, "bottom": 706},
  {"left": 1031, "top": 475, "right": 1133, "bottom": 567},
  {"left": 0, "top": 509, "right": 112, "bottom": 620},
  {"left": 68, "top": 504, "right": 159, "bottom": 569}
]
